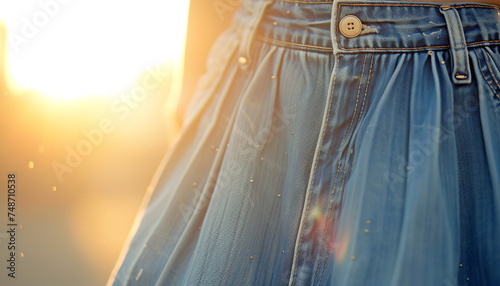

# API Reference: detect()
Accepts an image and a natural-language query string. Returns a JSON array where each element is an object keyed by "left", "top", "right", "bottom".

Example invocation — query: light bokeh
[{"left": 0, "top": 1, "right": 191, "bottom": 285}]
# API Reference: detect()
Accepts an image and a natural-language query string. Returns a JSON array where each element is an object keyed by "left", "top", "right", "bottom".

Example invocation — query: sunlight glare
[{"left": 0, "top": 0, "right": 190, "bottom": 99}]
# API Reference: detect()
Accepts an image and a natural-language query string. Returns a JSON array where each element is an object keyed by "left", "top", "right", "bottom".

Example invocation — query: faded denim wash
[{"left": 109, "top": 1, "right": 500, "bottom": 285}]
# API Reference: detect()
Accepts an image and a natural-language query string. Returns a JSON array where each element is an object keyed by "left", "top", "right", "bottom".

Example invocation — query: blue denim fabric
[{"left": 109, "top": 1, "right": 500, "bottom": 285}]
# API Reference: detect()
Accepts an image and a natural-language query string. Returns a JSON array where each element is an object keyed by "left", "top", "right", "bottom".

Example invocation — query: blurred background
[{"left": 0, "top": 1, "right": 192, "bottom": 285}]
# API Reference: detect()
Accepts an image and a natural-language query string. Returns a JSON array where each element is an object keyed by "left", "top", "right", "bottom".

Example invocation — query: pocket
[
  {"left": 473, "top": 46, "right": 500, "bottom": 102},
  {"left": 183, "top": 28, "right": 241, "bottom": 123},
  {"left": 196, "top": 29, "right": 240, "bottom": 92}
]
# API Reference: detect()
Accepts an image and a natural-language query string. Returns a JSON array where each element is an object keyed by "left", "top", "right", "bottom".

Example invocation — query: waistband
[{"left": 234, "top": 0, "right": 500, "bottom": 54}]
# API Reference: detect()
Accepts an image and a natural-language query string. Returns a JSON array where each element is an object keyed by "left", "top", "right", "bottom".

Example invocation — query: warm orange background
[
  {"left": 0, "top": 64, "right": 172, "bottom": 285},
  {"left": 0, "top": 1, "right": 239, "bottom": 284}
]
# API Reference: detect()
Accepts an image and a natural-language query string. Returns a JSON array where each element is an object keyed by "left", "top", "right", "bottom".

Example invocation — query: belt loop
[
  {"left": 440, "top": 5, "right": 471, "bottom": 85},
  {"left": 237, "top": 0, "right": 273, "bottom": 70}
]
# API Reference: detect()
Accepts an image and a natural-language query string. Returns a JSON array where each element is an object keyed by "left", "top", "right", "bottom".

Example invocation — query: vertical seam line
[
  {"left": 444, "top": 12, "right": 463, "bottom": 74},
  {"left": 481, "top": 48, "right": 500, "bottom": 90},
  {"left": 289, "top": 54, "right": 339, "bottom": 286},
  {"left": 314, "top": 53, "right": 368, "bottom": 284},
  {"left": 342, "top": 54, "right": 368, "bottom": 148},
  {"left": 319, "top": 53, "right": 374, "bottom": 283},
  {"left": 474, "top": 48, "right": 500, "bottom": 100}
]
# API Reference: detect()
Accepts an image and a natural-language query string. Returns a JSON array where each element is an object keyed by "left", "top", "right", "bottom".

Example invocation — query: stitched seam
[
  {"left": 258, "top": 34, "right": 488, "bottom": 51},
  {"left": 456, "top": 9, "right": 469, "bottom": 76},
  {"left": 289, "top": 54, "right": 339, "bottom": 286},
  {"left": 469, "top": 40, "right": 500, "bottom": 46},
  {"left": 356, "top": 55, "right": 374, "bottom": 132},
  {"left": 444, "top": 12, "right": 460, "bottom": 70},
  {"left": 474, "top": 48, "right": 500, "bottom": 100},
  {"left": 255, "top": 38, "right": 334, "bottom": 54},
  {"left": 444, "top": 12, "right": 461, "bottom": 74},
  {"left": 240, "top": 1, "right": 274, "bottom": 66},
  {"left": 272, "top": 0, "right": 499, "bottom": 9},
  {"left": 257, "top": 36, "right": 334, "bottom": 51},
  {"left": 336, "top": 4, "right": 341, "bottom": 50},
  {"left": 319, "top": 53, "right": 374, "bottom": 283},
  {"left": 482, "top": 48, "right": 500, "bottom": 90},
  {"left": 337, "top": 3, "right": 498, "bottom": 51},
  {"left": 341, "top": 53, "right": 368, "bottom": 149},
  {"left": 340, "top": 3, "right": 496, "bottom": 9},
  {"left": 339, "top": 41, "right": 500, "bottom": 51},
  {"left": 314, "top": 53, "right": 368, "bottom": 284},
  {"left": 339, "top": 43, "right": 451, "bottom": 51}
]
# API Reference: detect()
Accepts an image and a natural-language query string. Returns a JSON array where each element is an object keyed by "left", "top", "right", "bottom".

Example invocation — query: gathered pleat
[
  {"left": 112, "top": 23, "right": 336, "bottom": 284},
  {"left": 325, "top": 50, "right": 500, "bottom": 286},
  {"left": 110, "top": 2, "right": 500, "bottom": 285}
]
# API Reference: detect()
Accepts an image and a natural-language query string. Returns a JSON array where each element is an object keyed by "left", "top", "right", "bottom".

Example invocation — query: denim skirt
[{"left": 109, "top": 1, "right": 500, "bottom": 285}]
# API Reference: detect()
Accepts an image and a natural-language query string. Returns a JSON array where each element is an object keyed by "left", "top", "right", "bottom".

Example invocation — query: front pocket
[{"left": 473, "top": 46, "right": 500, "bottom": 102}]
